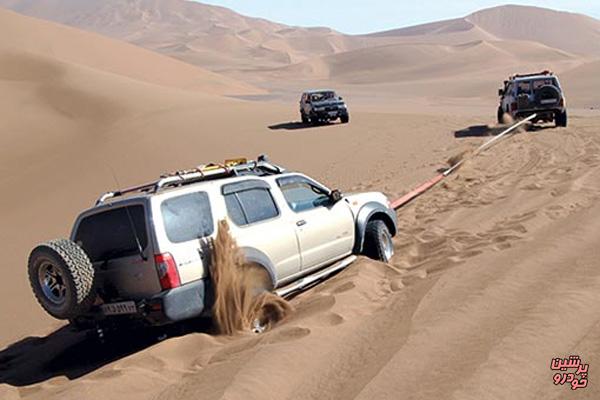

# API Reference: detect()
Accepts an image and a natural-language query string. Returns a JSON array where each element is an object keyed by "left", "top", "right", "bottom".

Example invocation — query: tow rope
[{"left": 391, "top": 114, "right": 537, "bottom": 210}]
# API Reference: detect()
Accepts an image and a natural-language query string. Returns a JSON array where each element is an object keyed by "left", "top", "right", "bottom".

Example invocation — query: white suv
[{"left": 28, "top": 156, "right": 397, "bottom": 329}]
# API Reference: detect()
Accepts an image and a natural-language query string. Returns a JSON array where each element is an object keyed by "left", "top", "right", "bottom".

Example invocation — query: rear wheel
[
  {"left": 362, "top": 220, "right": 394, "bottom": 263},
  {"left": 555, "top": 110, "right": 568, "bottom": 127},
  {"left": 497, "top": 106, "right": 504, "bottom": 124},
  {"left": 28, "top": 239, "right": 95, "bottom": 320}
]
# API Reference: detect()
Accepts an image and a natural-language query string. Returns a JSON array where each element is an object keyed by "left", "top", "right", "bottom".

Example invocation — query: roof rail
[
  {"left": 510, "top": 70, "right": 553, "bottom": 79},
  {"left": 95, "top": 154, "right": 285, "bottom": 206}
]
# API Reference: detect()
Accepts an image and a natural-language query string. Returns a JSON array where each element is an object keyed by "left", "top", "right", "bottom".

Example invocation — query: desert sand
[{"left": 1, "top": 2, "right": 600, "bottom": 399}]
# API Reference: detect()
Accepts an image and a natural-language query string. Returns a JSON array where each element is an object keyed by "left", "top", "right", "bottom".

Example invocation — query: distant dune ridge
[{"left": 1, "top": 0, "right": 598, "bottom": 108}]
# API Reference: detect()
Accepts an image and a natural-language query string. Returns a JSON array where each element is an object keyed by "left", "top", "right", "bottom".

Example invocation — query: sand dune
[
  {"left": 0, "top": 0, "right": 370, "bottom": 72},
  {"left": 370, "top": 5, "right": 600, "bottom": 57},
  {"left": 270, "top": 39, "right": 579, "bottom": 84},
  {"left": 0, "top": 7, "right": 260, "bottom": 95},
  {"left": 3, "top": 114, "right": 599, "bottom": 399}
]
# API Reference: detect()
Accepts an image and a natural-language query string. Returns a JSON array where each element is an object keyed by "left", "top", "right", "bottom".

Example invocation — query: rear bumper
[
  {"left": 146, "top": 278, "right": 210, "bottom": 325},
  {"left": 73, "top": 279, "right": 211, "bottom": 328},
  {"left": 515, "top": 109, "right": 563, "bottom": 120}
]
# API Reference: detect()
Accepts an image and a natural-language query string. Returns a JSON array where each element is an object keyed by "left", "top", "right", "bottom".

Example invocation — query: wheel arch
[
  {"left": 353, "top": 202, "right": 398, "bottom": 253},
  {"left": 239, "top": 246, "right": 277, "bottom": 288}
]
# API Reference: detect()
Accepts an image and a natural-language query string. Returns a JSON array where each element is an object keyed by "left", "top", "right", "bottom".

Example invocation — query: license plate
[
  {"left": 328, "top": 111, "right": 338, "bottom": 116},
  {"left": 541, "top": 99, "right": 557, "bottom": 104},
  {"left": 101, "top": 301, "right": 137, "bottom": 316}
]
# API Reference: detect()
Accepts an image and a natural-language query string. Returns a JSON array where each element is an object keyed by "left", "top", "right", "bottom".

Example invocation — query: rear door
[
  {"left": 72, "top": 203, "right": 161, "bottom": 300},
  {"left": 222, "top": 179, "right": 301, "bottom": 281},
  {"left": 276, "top": 175, "right": 354, "bottom": 270}
]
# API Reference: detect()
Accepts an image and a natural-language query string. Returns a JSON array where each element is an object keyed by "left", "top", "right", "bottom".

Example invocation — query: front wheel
[
  {"left": 340, "top": 114, "right": 349, "bottom": 124},
  {"left": 497, "top": 106, "right": 504, "bottom": 124},
  {"left": 301, "top": 112, "right": 309, "bottom": 124},
  {"left": 555, "top": 110, "right": 567, "bottom": 127},
  {"left": 362, "top": 220, "right": 394, "bottom": 262}
]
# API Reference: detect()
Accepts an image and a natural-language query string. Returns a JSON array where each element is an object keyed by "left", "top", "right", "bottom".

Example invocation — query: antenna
[{"left": 107, "top": 165, "right": 148, "bottom": 262}]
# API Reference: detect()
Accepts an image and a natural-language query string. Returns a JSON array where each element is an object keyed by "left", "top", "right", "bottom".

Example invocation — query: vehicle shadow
[
  {"left": 268, "top": 121, "right": 334, "bottom": 130},
  {"left": 454, "top": 123, "right": 555, "bottom": 138},
  {"left": 454, "top": 124, "right": 502, "bottom": 138},
  {"left": 0, "top": 319, "right": 213, "bottom": 387}
]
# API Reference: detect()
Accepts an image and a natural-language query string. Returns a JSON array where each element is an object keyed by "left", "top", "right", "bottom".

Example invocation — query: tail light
[
  {"left": 559, "top": 98, "right": 564, "bottom": 107},
  {"left": 511, "top": 102, "right": 518, "bottom": 112},
  {"left": 154, "top": 253, "right": 180, "bottom": 290}
]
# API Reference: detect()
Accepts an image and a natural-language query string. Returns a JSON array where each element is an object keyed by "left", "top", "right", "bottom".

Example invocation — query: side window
[
  {"left": 506, "top": 83, "right": 514, "bottom": 96},
  {"left": 277, "top": 176, "right": 330, "bottom": 213},
  {"left": 223, "top": 182, "right": 279, "bottom": 226},
  {"left": 161, "top": 192, "right": 214, "bottom": 243}
]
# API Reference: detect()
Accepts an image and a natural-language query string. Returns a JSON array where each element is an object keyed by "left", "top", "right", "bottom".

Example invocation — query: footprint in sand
[
  {"left": 315, "top": 313, "right": 345, "bottom": 327},
  {"left": 265, "top": 326, "right": 311, "bottom": 344},
  {"left": 331, "top": 281, "right": 356, "bottom": 294}
]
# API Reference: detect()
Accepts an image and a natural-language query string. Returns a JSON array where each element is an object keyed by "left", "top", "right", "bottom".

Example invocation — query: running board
[{"left": 275, "top": 255, "right": 357, "bottom": 298}]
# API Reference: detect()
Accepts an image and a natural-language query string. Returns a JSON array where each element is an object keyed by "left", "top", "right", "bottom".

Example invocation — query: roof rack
[
  {"left": 510, "top": 70, "right": 553, "bottom": 79},
  {"left": 95, "top": 154, "right": 285, "bottom": 206}
]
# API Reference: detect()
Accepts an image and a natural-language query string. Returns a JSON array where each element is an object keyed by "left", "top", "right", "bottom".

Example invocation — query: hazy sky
[{"left": 198, "top": 1, "right": 600, "bottom": 34}]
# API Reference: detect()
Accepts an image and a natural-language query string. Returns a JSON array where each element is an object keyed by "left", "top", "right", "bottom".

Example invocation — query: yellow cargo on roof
[{"left": 224, "top": 158, "right": 248, "bottom": 167}]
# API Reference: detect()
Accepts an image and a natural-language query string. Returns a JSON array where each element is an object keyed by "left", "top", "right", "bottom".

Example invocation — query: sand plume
[{"left": 209, "top": 220, "right": 292, "bottom": 335}]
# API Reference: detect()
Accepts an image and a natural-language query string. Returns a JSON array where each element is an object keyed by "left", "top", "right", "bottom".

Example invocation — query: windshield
[
  {"left": 74, "top": 205, "right": 148, "bottom": 262},
  {"left": 310, "top": 91, "right": 336, "bottom": 102}
]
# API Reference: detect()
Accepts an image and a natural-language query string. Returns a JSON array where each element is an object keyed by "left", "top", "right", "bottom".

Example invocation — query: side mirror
[
  {"left": 339, "top": 96, "right": 343, "bottom": 100},
  {"left": 330, "top": 189, "right": 343, "bottom": 203},
  {"left": 498, "top": 89, "right": 504, "bottom": 96}
]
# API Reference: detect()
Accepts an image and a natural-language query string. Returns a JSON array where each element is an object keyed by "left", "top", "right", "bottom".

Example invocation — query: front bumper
[{"left": 311, "top": 108, "right": 348, "bottom": 120}]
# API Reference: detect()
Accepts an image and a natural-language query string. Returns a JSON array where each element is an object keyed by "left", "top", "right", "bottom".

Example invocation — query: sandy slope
[
  {"left": 0, "top": 0, "right": 370, "bottom": 71},
  {"left": 370, "top": 5, "right": 600, "bottom": 57},
  {"left": 0, "top": 7, "right": 260, "bottom": 95},
  {"left": 3, "top": 115, "right": 599, "bottom": 399}
]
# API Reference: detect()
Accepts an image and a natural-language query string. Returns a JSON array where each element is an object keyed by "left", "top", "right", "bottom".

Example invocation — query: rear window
[
  {"left": 75, "top": 205, "right": 148, "bottom": 262},
  {"left": 161, "top": 192, "right": 214, "bottom": 243}
]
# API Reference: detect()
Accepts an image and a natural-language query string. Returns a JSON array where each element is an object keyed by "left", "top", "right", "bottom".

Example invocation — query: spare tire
[
  {"left": 535, "top": 85, "right": 561, "bottom": 107},
  {"left": 28, "top": 239, "right": 95, "bottom": 320}
]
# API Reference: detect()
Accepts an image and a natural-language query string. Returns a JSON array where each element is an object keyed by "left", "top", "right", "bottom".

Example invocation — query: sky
[{"left": 197, "top": 1, "right": 600, "bottom": 34}]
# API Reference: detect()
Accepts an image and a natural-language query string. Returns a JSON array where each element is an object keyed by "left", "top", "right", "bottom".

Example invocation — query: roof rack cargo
[
  {"left": 510, "top": 70, "right": 553, "bottom": 79},
  {"left": 95, "top": 154, "right": 285, "bottom": 206}
]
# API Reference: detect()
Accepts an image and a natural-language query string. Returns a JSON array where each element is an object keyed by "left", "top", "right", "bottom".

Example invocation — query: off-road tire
[
  {"left": 340, "top": 114, "right": 350, "bottom": 124},
  {"left": 497, "top": 106, "right": 504, "bottom": 124},
  {"left": 28, "top": 239, "right": 95, "bottom": 320},
  {"left": 362, "top": 220, "right": 394, "bottom": 263},
  {"left": 555, "top": 110, "right": 568, "bottom": 127},
  {"left": 301, "top": 112, "right": 309, "bottom": 124}
]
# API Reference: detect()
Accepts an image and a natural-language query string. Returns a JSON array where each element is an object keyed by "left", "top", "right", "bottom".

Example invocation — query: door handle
[{"left": 296, "top": 220, "right": 307, "bottom": 227}]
